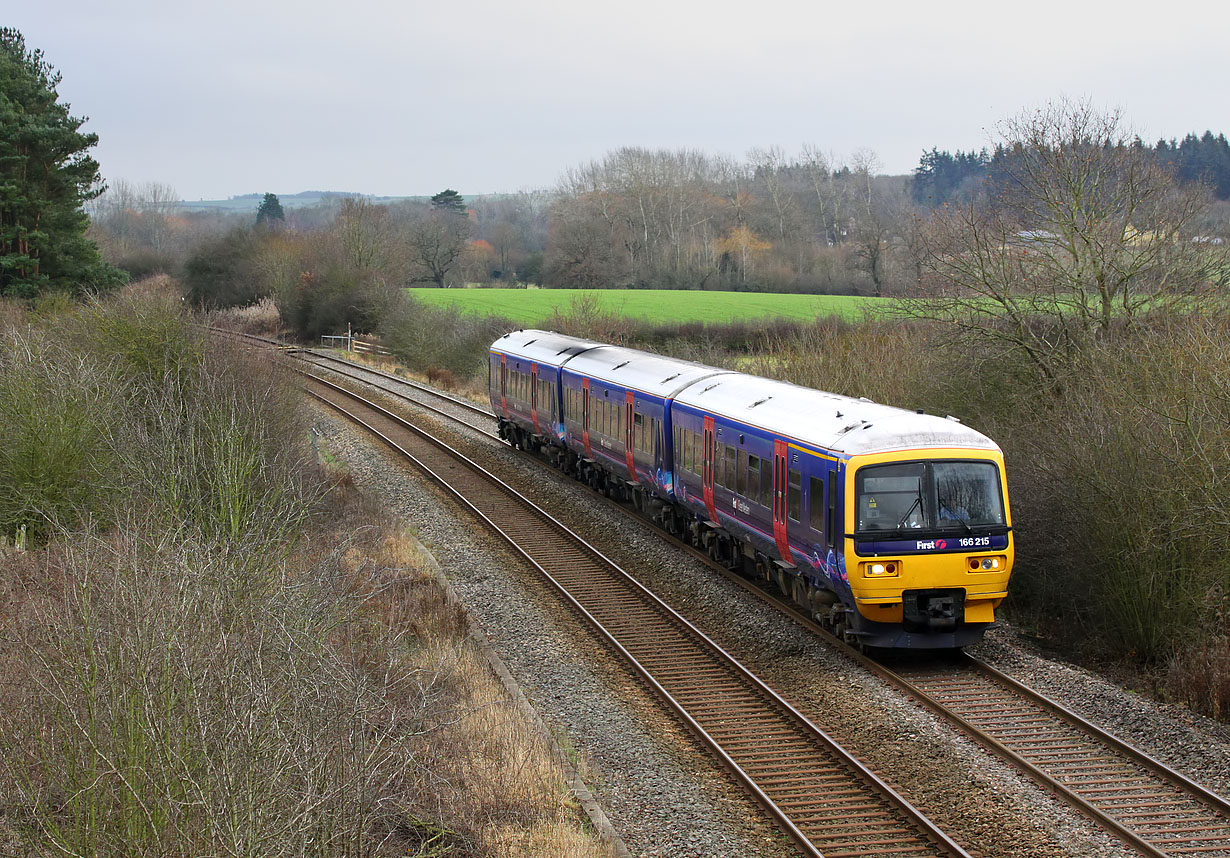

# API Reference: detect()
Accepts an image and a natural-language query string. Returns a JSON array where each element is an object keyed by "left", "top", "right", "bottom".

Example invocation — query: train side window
[
  {"left": 759, "top": 458, "right": 772, "bottom": 507},
  {"left": 810, "top": 475, "right": 825, "bottom": 535},
  {"left": 636, "top": 413, "right": 645, "bottom": 452},
  {"left": 714, "top": 442, "right": 726, "bottom": 487},
  {"left": 788, "top": 468, "right": 802, "bottom": 522},
  {"left": 747, "top": 454, "right": 760, "bottom": 502},
  {"left": 736, "top": 450, "right": 747, "bottom": 495},
  {"left": 725, "top": 444, "right": 736, "bottom": 490}
]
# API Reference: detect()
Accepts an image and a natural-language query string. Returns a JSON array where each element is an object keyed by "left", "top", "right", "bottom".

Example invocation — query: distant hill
[{"left": 173, "top": 191, "right": 432, "bottom": 213}]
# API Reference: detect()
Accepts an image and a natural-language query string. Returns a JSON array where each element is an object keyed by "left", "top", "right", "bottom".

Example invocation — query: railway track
[
  {"left": 296, "top": 367, "right": 970, "bottom": 858},
  {"left": 215, "top": 326, "right": 1230, "bottom": 857}
]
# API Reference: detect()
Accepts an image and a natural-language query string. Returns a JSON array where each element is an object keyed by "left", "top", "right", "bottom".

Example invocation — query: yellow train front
[{"left": 841, "top": 447, "right": 1013, "bottom": 648}]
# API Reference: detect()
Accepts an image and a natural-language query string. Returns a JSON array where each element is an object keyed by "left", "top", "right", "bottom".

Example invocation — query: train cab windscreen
[{"left": 855, "top": 461, "right": 1006, "bottom": 536}]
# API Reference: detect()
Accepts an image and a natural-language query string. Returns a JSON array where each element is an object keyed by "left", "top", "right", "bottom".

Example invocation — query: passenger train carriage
[{"left": 490, "top": 330, "right": 1013, "bottom": 650}]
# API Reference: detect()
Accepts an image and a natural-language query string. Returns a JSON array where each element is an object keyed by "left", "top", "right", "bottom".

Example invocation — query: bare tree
[
  {"left": 403, "top": 209, "right": 472, "bottom": 287},
  {"left": 902, "top": 99, "right": 1228, "bottom": 380}
]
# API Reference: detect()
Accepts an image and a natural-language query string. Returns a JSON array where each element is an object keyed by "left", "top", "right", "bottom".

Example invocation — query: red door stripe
[
  {"left": 702, "top": 416, "right": 718, "bottom": 524},
  {"left": 773, "top": 439, "right": 792, "bottom": 565}
]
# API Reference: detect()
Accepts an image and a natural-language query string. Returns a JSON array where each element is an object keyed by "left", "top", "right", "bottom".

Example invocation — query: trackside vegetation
[{"left": 0, "top": 283, "right": 610, "bottom": 857}]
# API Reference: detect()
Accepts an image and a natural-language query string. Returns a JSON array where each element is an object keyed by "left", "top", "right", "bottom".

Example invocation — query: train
[{"left": 488, "top": 330, "right": 1013, "bottom": 650}]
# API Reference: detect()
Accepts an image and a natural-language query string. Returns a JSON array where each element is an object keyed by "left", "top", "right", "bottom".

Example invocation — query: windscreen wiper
[{"left": 896, "top": 496, "right": 922, "bottom": 529}]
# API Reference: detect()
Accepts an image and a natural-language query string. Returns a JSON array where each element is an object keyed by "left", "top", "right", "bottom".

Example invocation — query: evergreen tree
[
  {"left": 430, "top": 188, "right": 466, "bottom": 215},
  {"left": 912, "top": 148, "right": 990, "bottom": 207},
  {"left": 255, "top": 192, "right": 285, "bottom": 225},
  {"left": 0, "top": 29, "right": 119, "bottom": 297}
]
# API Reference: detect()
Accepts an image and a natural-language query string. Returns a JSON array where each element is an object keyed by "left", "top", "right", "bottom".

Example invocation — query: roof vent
[
  {"left": 662, "top": 372, "right": 681, "bottom": 383},
  {"left": 859, "top": 396, "right": 872, "bottom": 403},
  {"left": 946, "top": 415, "right": 962, "bottom": 423},
  {"left": 613, "top": 360, "right": 630, "bottom": 370},
  {"left": 750, "top": 396, "right": 773, "bottom": 408},
  {"left": 835, "top": 411, "right": 843, "bottom": 419},
  {"left": 525, "top": 339, "right": 537, "bottom": 346},
  {"left": 701, "top": 382, "right": 720, "bottom": 393}
]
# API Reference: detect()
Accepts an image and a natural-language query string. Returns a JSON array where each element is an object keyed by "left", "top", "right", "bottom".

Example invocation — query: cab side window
[{"left": 809, "top": 475, "right": 825, "bottom": 535}]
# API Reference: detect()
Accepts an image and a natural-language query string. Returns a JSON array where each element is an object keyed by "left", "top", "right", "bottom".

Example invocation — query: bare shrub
[
  {"left": 1002, "top": 311, "right": 1230, "bottom": 660},
  {"left": 0, "top": 529, "right": 436, "bottom": 858},
  {"left": 425, "top": 366, "right": 458, "bottom": 389},
  {"left": 126, "top": 347, "right": 321, "bottom": 543},
  {"left": 1165, "top": 632, "right": 1230, "bottom": 720}
]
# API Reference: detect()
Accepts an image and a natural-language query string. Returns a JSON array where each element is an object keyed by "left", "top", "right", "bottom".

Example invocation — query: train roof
[
  {"left": 672, "top": 372, "right": 1000, "bottom": 457},
  {"left": 490, "top": 329, "right": 605, "bottom": 369},
  {"left": 561, "top": 344, "right": 733, "bottom": 399}
]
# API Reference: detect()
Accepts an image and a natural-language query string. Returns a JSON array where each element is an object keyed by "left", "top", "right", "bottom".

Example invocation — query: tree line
[{"left": 914, "top": 130, "right": 1230, "bottom": 208}]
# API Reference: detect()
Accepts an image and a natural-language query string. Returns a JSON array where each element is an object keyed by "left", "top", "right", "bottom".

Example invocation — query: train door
[
  {"left": 702, "top": 416, "right": 717, "bottom": 522},
  {"left": 772, "top": 440, "right": 792, "bottom": 564},
  {"left": 499, "top": 355, "right": 508, "bottom": 417},
  {"left": 624, "top": 392, "right": 636, "bottom": 482},
  {"left": 581, "top": 379, "right": 592, "bottom": 458},
  {"left": 530, "top": 364, "right": 540, "bottom": 434}
]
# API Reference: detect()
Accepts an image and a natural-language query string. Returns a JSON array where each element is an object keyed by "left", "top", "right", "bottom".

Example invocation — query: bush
[
  {"left": 382, "top": 294, "right": 513, "bottom": 379},
  {"left": 0, "top": 327, "right": 122, "bottom": 543},
  {"left": 182, "top": 228, "right": 263, "bottom": 309}
]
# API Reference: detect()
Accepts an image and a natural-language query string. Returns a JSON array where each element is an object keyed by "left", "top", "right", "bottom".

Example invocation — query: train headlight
[
  {"left": 862, "top": 561, "right": 900, "bottom": 578},
  {"left": 969, "top": 556, "right": 1006, "bottom": 572}
]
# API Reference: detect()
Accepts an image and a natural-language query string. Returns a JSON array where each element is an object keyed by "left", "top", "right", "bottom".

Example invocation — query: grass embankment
[
  {"left": 408, "top": 287, "right": 884, "bottom": 326},
  {"left": 0, "top": 282, "right": 609, "bottom": 857}
]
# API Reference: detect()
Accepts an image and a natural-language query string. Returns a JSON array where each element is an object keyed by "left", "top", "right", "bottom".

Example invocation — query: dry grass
[{"left": 210, "top": 296, "right": 283, "bottom": 337}]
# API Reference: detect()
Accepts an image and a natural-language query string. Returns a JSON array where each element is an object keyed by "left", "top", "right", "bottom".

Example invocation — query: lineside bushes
[{"left": 0, "top": 284, "right": 609, "bottom": 856}]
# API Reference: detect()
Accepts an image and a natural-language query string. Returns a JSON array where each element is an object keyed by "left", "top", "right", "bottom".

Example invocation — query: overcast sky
[{"left": 11, "top": 0, "right": 1228, "bottom": 200}]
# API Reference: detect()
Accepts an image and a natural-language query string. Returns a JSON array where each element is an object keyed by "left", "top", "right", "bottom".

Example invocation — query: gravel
[{"left": 305, "top": 367, "right": 1226, "bottom": 857}]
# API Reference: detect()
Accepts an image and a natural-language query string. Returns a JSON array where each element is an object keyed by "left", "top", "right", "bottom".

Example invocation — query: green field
[{"left": 407, "top": 288, "right": 883, "bottom": 326}]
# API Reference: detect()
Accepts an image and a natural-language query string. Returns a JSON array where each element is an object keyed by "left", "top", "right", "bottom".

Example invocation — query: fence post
[{"left": 347, "top": 322, "right": 353, "bottom": 352}]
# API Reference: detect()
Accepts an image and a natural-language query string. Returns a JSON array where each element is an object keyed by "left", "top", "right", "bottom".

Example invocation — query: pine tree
[
  {"left": 0, "top": 28, "right": 119, "bottom": 297},
  {"left": 429, "top": 188, "right": 466, "bottom": 216},
  {"left": 255, "top": 192, "right": 285, "bottom": 226}
]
